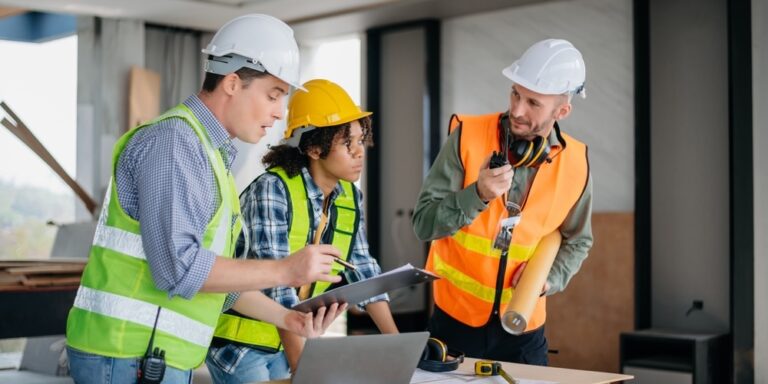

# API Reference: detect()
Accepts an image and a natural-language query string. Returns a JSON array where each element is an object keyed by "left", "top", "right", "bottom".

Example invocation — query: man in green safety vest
[{"left": 65, "top": 14, "right": 346, "bottom": 383}]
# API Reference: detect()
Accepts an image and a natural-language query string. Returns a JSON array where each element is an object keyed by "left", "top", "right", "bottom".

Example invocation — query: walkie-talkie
[
  {"left": 489, "top": 151, "right": 509, "bottom": 169},
  {"left": 490, "top": 115, "right": 512, "bottom": 169},
  {"left": 138, "top": 307, "right": 166, "bottom": 384}
]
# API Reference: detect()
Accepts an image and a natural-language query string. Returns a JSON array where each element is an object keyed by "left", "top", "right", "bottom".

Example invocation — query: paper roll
[{"left": 501, "top": 230, "right": 562, "bottom": 334}]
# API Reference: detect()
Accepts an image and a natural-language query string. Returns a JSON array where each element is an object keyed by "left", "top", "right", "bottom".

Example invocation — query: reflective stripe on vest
[
  {"left": 66, "top": 104, "right": 242, "bottom": 370},
  {"left": 213, "top": 166, "right": 358, "bottom": 351},
  {"left": 426, "top": 113, "right": 587, "bottom": 330},
  {"left": 73, "top": 286, "right": 213, "bottom": 348}
]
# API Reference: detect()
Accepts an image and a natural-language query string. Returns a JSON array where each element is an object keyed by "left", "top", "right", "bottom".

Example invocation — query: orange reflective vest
[{"left": 426, "top": 113, "right": 588, "bottom": 331}]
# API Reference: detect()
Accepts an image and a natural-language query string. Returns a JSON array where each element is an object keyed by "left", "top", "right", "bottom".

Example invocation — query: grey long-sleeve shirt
[{"left": 411, "top": 115, "right": 593, "bottom": 294}]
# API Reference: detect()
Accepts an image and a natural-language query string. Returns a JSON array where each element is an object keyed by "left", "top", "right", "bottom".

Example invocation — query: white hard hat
[
  {"left": 502, "top": 39, "right": 586, "bottom": 98},
  {"left": 202, "top": 14, "right": 304, "bottom": 90}
]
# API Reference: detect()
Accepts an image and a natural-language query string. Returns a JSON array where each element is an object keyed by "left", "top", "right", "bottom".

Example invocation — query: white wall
[
  {"left": 441, "top": 0, "right": 634, "bottom": 212},
  {"left": 753, "top": 0, "right": 767, "bottom": 380}
]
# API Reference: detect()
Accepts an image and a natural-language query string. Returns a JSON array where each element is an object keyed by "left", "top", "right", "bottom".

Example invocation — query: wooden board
[
  {"left": 6, "top": 264, "right": 85, "bottom": 275},
  {"left": 0, "top": 262, "right": 51, "bottom": 268},
  {"left": 546, "top": 212, "right": 635, "bottom": 373},
  {"left": 0, "top": 271, "right": 23, "bottom": 286},
  {"left": 0, "top": 258, "right": 87, "bottom": 267},
  {"left": 0, "top": 260, "right": 85, "bottom": 291},
  {"left": 21, "top": 275, "right": 82, "bottom": 287},
  {"left": 128, "top": 66, "right": 161, "bottom": 131}
]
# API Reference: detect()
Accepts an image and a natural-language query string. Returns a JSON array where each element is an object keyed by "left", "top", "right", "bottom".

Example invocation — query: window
[
  {"left": 0, "top": 35, "right": 78, "bottom": 260},
  {"left": 301, "top": 35, "right": 362, "bottom": 105}
]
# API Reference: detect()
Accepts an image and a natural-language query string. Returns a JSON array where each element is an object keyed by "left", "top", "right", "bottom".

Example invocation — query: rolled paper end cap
[{"left": 501, "top": 310, "right": 526, "bottom": 335}]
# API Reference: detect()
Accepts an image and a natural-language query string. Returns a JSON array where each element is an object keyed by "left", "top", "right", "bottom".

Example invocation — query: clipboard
[{"left": 292, "top": 263, "right": 439, "bottom": 313}]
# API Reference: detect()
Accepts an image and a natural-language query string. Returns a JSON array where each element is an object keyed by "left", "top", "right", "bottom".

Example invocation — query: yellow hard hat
[{"left": 284, "top": 79, "right": 372, "bottom": 145}]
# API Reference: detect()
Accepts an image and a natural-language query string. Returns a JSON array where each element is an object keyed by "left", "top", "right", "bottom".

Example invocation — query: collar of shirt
[
  {"left": 300, "top": 166, "right": 347, "bottom": 211},
  {"left": 500, "top": 111, "right": 562, "bottom": 148},
  {"left": 183, "top": 95, "right": 238, "bottom": 169}
]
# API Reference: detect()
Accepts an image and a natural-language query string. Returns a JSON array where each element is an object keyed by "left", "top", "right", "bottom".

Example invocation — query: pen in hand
[
  {"left": 333, "top": 257, "right": 357, "bottom": 271},
  {"left": 314, "top": 197, "right": 357, "bottom": 271},
  {"left": 299, "top": 196, "right": 357, "bottom": 300}
]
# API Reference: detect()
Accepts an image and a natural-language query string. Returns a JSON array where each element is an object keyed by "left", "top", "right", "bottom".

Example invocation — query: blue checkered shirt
[
  {"left": 115, "top": 95, "right": 237, "bottom": 300},
  {"left": 240, "top": 167, "right": 389, "bottom": 310}
]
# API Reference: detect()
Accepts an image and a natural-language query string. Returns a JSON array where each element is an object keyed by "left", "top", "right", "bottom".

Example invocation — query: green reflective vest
[
  {"left": 66, "top": 104, "right": 242, "bottom": 370},
  {"left": 212, "top": 166, "right": 358, "bottom": 352}
]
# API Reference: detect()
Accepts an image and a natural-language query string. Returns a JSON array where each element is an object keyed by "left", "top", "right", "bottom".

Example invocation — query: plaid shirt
[
  {"left": 211, "top": 168, "right": 389, "bottom": 373},
  {"left": 241, "top": 167, "right": 388, "bottom": 309}
]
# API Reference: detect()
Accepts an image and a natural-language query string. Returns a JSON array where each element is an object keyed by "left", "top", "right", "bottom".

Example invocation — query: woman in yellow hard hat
[{"left": 206, "top": 79, "right": 399, "bottom": 383}]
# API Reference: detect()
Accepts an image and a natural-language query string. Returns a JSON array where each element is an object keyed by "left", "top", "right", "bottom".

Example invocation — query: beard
[{"left": 509, "top": 115, "right": 555, "bottom": 141}]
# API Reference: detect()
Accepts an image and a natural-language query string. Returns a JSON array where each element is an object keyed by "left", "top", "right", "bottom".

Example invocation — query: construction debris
[{"left": 0, "top": 260, "right": 85, "bottom": 291}]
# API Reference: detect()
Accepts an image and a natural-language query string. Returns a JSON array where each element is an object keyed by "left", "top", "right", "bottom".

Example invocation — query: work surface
[{"left": 261, "top": 357, "right": 633, "bottom": 384}]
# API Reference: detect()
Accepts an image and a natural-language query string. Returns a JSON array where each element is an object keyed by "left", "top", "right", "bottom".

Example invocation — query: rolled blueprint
[{"left": 501, "top": 230, "right": 562, "bottom": 334}]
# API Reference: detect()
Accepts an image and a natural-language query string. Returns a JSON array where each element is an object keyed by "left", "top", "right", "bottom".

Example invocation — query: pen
[
  {"left": 314, "top": 198, "right": 356, "bottom": 271},
  {"left": 299, "top": 196, "right": 356, "bottom": 300},
  {"left": 333, "top": 257, "right": 357, "bottom": 271}
]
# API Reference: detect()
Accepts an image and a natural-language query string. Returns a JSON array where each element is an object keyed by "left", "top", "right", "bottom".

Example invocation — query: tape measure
[{"left": 474, "top": 360, "right": 517, "bottom": 384}]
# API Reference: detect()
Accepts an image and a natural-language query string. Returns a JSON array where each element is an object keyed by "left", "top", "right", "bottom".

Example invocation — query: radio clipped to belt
[{"left": 138, "top": 307, "right": 166, "bottom": 384}]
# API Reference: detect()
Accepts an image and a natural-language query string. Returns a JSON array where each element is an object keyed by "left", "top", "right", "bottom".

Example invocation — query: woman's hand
[{"left": 281, "top": 302, "right": 348, "bottom": 338}]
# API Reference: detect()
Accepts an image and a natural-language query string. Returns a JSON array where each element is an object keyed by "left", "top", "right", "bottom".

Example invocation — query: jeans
[
  {"left": 67, "top": 346, "right": 192, "bottom": 384},
  {"left": 206, "top": 345, "right": 290, "bottom": 384}
]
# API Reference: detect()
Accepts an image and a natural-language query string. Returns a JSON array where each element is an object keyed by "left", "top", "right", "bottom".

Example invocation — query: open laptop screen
[{"left": 292, "top": 332, "right": 430, "bottom": 384}]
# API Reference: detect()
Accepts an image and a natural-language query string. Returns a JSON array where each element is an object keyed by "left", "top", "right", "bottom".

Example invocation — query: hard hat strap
[
  {"left": 284, "top": 126, "right": 317, "bottom": 148},
  {"left": 571, "top": 83, "right": 586, "bottom": 99},
  {"left": 204, "top": 54, "right": 267, "bottom": 76}
]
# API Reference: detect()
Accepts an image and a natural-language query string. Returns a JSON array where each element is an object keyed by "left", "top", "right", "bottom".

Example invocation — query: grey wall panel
[
  {"left": 649, "top": 0, "right": 729, "bottom": 332},
  {"left": 753, "top": 0, "right": 767, "bottom": 380},
  {"left": 441, "top": 0, "right": 634, "bottom": 212},
  {"left": 378, "top": 28, "right": 428, "bottom": 313},
  {"left": 76, "top": 17, "right": 145, "bottom": 219}
]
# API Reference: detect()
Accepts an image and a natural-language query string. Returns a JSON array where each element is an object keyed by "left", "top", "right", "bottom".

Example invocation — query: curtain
[
  {"left": 144, "top": 26, "right": 202, "bottom": 111},
  {"left": 76, "top": 16, "right": 144, "bottom": 219}
]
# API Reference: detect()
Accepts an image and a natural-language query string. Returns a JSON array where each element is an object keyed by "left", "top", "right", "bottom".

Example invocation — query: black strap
[{"left": 553, "top": 122, "right": 568, "bottom": 150}]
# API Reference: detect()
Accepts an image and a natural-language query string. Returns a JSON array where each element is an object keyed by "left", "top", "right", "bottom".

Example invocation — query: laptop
[{"left": 291, "top": 332, "right": 430, "bottom": 384}]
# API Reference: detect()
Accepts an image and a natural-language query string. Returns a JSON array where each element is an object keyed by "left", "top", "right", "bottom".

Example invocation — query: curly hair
[{"left": 263, "top": 116, "right": 373, "bottom": 177}]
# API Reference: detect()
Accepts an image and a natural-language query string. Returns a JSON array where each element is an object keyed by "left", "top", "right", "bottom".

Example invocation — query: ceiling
[
  {"left": 0, "top": 0, "right": 546, "bottom": 39},
  {"left": 0, "top": 0, "right": 406, "bottom": 30}
]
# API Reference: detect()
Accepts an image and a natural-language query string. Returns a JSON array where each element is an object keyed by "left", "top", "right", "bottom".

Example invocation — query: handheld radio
[{"left": 138, "top": 307, "right": 166, "bottom": 384}]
